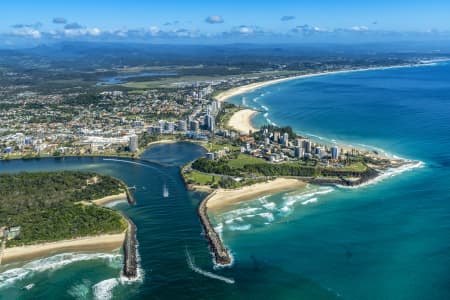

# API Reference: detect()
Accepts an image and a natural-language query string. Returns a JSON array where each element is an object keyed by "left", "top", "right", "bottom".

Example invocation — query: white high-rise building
[
  {"left": 129, "top": 135, "right": 138, "bottom": 153},
  {"left": 283, "top": 133, "right": 289, "bottom": 147}
]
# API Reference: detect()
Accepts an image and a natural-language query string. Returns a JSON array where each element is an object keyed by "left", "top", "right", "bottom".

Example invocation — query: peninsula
[
  {"left": 0, "top": 171, "right": 137, "bottom": 278},
  {"left": 180, "top": 71, "right": 420, "bottom": 266}
]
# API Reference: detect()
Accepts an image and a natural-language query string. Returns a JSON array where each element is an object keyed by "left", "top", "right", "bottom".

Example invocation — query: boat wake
[
  {"left": 163, "top": 183, "right": 169, "bottom": 198},
  {"left": 103, "top": 158, "right": 153, "bottom": 168},
  {"left": 185, "top": 249, "right": 234, "bottom": 284}
]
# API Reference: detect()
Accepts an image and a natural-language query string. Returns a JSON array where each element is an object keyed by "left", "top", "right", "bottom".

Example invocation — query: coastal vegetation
[
  {"left": 191, "top": 153, "right": 369, "bottom": 178},
  {"left": 0, "top": 171, "right": 128, "bottom": 247}
]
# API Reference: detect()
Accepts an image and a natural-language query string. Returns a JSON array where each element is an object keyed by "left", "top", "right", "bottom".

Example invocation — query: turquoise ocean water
[{"left": 1, "top": 63, "right": 450, "bottom": 299}]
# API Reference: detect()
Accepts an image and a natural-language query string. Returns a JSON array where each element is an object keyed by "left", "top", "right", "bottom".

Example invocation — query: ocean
[{"left": 1, "top": 62, "right": 450, "bottom": 299}]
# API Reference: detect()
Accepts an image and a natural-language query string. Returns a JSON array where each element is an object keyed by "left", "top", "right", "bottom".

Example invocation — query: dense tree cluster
[
  {"left": 192, "top": 158, "right": 241, "bottom": 176},
  {"left": 0, "top": 171, "right": 127, "bottom": 247},
  {"left": 244, "top": 163, "right": 319, "bottom": 177}
]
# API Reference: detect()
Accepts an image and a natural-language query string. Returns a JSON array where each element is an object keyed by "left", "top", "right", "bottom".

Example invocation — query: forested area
[{"left": 0, "top": 171, "right": 127, "bottom": 247}]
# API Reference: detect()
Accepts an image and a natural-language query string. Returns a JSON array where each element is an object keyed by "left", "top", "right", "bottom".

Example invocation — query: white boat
[
  {"left": 163, "top": 184, "right": 169, "bottom": 198},
  {"left": 23, "top": 283, "right": 35, "bottom": 290}
]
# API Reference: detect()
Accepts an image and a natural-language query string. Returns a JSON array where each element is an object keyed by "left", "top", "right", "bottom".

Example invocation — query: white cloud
[
  {"left": 11, "top": 28, "right": 41, "bottom": 39},
  {"left": 351, "top": 26, "right": 369, "bottom": 32},
  {"left": 60, "top": 27, "right": 102, "bottom": 37},
  {"left": 238, "top": 26, "right": 253, "bottom": 34},
  {"left": 205, "top": 15, "right": 224, "bottom": 24},
  {"left": 149, "top": 26, "right": 160, "bottom": 36}
]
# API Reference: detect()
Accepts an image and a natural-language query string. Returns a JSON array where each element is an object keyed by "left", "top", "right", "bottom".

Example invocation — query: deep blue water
[
  {"left": 224, "top": 62, "right": 450, "bottom": 299},
  {"left": 1, "top": 63, "right": 450, "bottom": 299}
]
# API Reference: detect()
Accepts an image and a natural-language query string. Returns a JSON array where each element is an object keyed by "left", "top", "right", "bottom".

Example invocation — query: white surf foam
[
  {"left": 261, "top": 105, "right": 269, "bottom": 111},
  {"left": 221, "top": 207, "right": 261, "bottom": 220},
  {"left": 337, "top": 160, "right": 424, "bottom": 189},
  {"left": 228, "top": 224, "right": 252, "bottom": 231},
  {"left": 186, "top": 249, "right": 235, "bottom": 284},
  {"left": 262, "top": 202, "right": 277, "bottom": 210},
  {"left": 224, "top": 216, "right": 244, "bottom": 224},
  {"left": 0, "top": 253, "right": 120, "bottom": 288},
  {"left": 119, "top": 238, "right": 144, "bottom": 285},
  {"left": 93, "top": 278, "right": 119, "bottom": 300},
  {"left": 301, "top": 197, "right": 318, "bottom": 205},
  {"left": 283, "top": 187, "right": 334, "bottom": 206},
  {"left": 68, "top": 279, "right": 91, "bottom": 299},
  {"left": 258, "top": 212, "right": 275, "bottom": 222},
  {"left": 214, "top": 223, "right": 223, "bottom": 235},
  {"left": 265, "top": 117, "right": 278, "bottom": 126}
]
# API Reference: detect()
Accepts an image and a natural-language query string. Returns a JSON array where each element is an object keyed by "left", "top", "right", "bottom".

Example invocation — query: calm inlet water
[{"left": 1, "top": 63, "right": 450, "bottom": 299}]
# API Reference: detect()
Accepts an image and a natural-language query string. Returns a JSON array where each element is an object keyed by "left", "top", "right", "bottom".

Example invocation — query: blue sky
[{"left": 1, "top": 0, "right": 450, "bottom": 45}]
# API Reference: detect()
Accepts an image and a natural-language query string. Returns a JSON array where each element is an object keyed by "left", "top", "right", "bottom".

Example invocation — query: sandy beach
[
  {"left": 214, "top": 65, "right": 422, "bottom": 103},
  {"left": 1, "top": 233, "right": 125, "bottom": 264},
  {"left": 227, "top": 109, "right": 259, "bottom": 134},
  {"left": 92, "top": 192, "right": 128, "bottom": 205},
  {"left": 206, "top": 178, "right": 306, "bottom": 211},
  {"left": 216, "top": 66, "right": 421, "bottom": 136},
  {"left": 146, "top": 139, "right": 178, "bottom": 147}
]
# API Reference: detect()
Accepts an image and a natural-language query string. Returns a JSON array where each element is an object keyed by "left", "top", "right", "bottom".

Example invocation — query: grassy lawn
[
  {"left": 227, "top": 154, "right": 266, "bottom": 169},
  {"left": 184, "top": 170, "right": 220, "bottom": 186},
  {"left": 205, "top": 142, "right": 240, "bottom": 152},
  {"left": 340, "top": 161, "right": 367, "bottom": 172}
]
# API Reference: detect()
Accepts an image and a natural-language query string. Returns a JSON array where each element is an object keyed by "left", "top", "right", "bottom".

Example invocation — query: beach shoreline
[
  {"left": 92, "top": 192, "right": 128, "bottom": 206},
  {"left": 206, "top": 178, "right": 306, "bottom": 211},
  {"left": 227, "top": 108, "right": 259, "bottom": 134},
  {"left": 216, "top": 64, "right": 436, "bottom": 141},
  {"left": 197, "top": 178, "right": 306, "bottom": 266},
  {"left": 214, "top": 61, "right": 448, "bottom": 104},
  {"left": 1, "top": 233, "right": 125, "bottom": 265}
]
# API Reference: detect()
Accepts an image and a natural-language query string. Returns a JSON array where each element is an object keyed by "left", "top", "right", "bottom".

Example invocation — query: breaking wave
[
  {"left": 216, "top": 186, "right": 335, "bottom": 233},
  {"left": 0, "top": 253, "right": 121, "bottom": 289},
  {"left": 93, "top": 278, "right": 119, "bottom": 300},
  {"left": 68, "top": 279, "right": 91, "bottom": 299},
  {"left": 228, "top": 224, "right": 252, "bottom": 231},
  {"left": 337, "top": 160, "right": 424, "bottom": 189},
  {"left": 280, "top": 187, "right": 334, "bottom": 212}
]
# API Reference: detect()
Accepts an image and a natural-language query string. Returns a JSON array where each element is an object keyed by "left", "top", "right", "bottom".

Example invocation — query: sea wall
[
  {"left": 197, "top": 192, "right": 232, "bottom": 266},
  {"left": 122, "top": 215, "right": 138, "bottom": 278}
]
